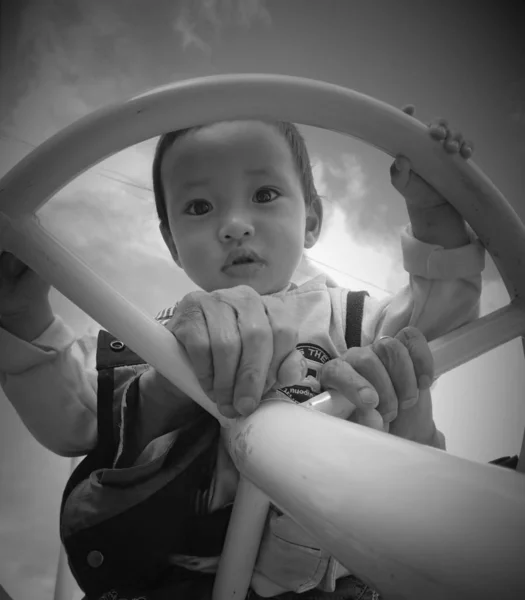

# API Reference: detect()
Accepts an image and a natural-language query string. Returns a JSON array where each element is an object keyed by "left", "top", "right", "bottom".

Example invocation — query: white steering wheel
[{"left": 1, "top": 74, "right": 524, "bottom": 600}]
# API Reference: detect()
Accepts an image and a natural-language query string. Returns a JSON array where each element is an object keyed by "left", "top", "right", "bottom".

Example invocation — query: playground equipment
[{"left": 0, "top": 74, "right": 524, "bottom": 600}]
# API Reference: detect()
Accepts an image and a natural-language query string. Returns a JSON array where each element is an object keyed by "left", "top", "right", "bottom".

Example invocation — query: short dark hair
[{"left": 152, "top": 121, "right": 322, "bottom": 231}]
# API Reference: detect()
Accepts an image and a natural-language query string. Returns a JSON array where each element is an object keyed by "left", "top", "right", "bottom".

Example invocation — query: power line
[
  {"left": 1, "top": 131, "right": 394, "bottom": 294},
  {"left": 0, "top": 132, "right": 154, "bottom": 193},
  {"left": 307, "top": 256, "right": 392, "bottom": 294}
]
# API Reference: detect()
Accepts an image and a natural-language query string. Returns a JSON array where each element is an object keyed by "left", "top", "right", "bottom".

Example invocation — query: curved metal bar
[
  {"left": 0, "top": 74, "right": 524, "bottom": 300},
  {"left": 1, "top": 74, "right": 524, "bottom": 600}
]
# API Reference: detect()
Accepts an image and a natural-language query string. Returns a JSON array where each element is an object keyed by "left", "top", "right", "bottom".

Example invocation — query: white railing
[{"left": 0, "top": 75, "right": 523, "bottom": 600}]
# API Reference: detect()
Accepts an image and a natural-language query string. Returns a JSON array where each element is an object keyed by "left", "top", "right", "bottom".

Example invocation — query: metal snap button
[
  {"left": 109, "top": 340, "right": 125, "bottom": 352},
  {"left": 87, "top": 550, "right": 104, "bottom": 568}
]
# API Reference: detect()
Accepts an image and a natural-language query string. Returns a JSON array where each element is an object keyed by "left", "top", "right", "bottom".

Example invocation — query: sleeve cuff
[
  {"left": 0, "top": 316, "right": 76, "bottom": 373},
  {"left": 401, "top": 224, "right": 485, "bottom": 280}
]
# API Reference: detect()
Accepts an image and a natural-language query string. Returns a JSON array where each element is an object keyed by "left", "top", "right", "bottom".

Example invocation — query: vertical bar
[
  {"left": 212, "top": 478, "right": 270, "bottom": 600},
  {"left": 53, "top": 544, "right": 75, "bottom": 600},
  {"left": 53, "top": 458, "right": 79, "bottom": 600}
]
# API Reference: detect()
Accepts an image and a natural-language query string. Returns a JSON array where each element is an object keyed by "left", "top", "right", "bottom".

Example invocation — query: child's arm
[
  {"left": 352, "top": 117, "right": 483, "bottom": 444},
  {"left": 0, "top": 252, "right": 98, "bottom": 456},
  {"left": 364, "top": 113, "right": 484, "bottom": 346},
  {"left": 392, "top": 106, "right": 474, "bottom": 250}
]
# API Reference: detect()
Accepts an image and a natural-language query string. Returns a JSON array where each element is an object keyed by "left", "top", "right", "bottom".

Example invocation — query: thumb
[
  {"left": 276, "top": 349, "right": 307, "bottom": 387},
  {"left": 355, "top": 407, "right": 384, "bottom": 431},
  {"left": 390, "top": 154, "right": 412, "bottom": 190}
]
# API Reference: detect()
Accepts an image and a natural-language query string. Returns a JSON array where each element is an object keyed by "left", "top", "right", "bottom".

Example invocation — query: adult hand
[
  {"left": 167, "top": 285, "right": 305, "bottom": 418},
  {"left": 320, "top": 327, "right": 434, "bottom": 431}
]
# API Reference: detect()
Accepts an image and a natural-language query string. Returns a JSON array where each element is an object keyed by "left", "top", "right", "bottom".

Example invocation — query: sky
[{"left": 0, "top": 1, "right": 524, "bottom": 598}]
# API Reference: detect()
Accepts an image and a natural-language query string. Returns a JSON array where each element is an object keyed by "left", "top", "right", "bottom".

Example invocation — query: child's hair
[{"left": 152, "top": 121, "right": 322, "bottom": 232}]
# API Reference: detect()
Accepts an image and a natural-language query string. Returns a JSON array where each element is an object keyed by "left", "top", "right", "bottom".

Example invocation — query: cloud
[
  {"left": 309, "top": 154, "right": 403, "bottom": 296},
  {"left": 173, "top": 0, "right": 271, "bottom": 54},
  {"left": 2, "top": 1, "right": 198, "bottom": 144},
  {"left": 311, "top": 153, "right": 369, "bottom": 232},
  {"left": 326, "top": 153, "right": 368, "bottom": 205},
  {"left": 311, "top": 150, "right": 402, "bottom": 247},
  {"left": 173, "top": 7, "right": 212, "bottom": 54}
]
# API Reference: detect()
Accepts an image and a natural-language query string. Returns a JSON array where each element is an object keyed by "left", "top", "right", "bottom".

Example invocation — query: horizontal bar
[{"left": 430, "top": 302, "right": 525, "bottom": 378}]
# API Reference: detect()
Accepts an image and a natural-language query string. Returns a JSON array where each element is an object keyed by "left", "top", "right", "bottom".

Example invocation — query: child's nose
[{"left": 219, "top": 218, "right": 255, "bottom": 242}]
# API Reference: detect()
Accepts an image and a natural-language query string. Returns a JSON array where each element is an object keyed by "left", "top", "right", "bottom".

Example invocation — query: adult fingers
[
  {"left": 168, "top": 292, "right": 219, "bottom": 401},
  {"left": 355, "top": 408, "right": 385, "bottom": 431},
  {"left": 372, "top": 335, "right": 418, "bottom": 411},
  {"left": 263, "top": 295, "right": 302, "bottom": 389},
  {"left": 213, "top": 286, "right": 273, "bottom": 416},
  {"left": 320, "top": 357, "right": 379, "bottom": 412},
  {"left": 320, "top": 358, "right": 383, "bottom": 432},
  {"left": 394, "top": 327, "right": 434, "bottom": 391},
  {"left": 340, "top": 346, "right": 399, "bottom": 423}
]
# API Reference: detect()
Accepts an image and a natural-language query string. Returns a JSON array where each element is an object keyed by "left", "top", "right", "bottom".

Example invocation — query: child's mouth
[
  {"left": 222, "top": 261, "right": 265, "bottom": 277},
  {"left": 222, "top": 249, "right": 266, "bottom": 275}
]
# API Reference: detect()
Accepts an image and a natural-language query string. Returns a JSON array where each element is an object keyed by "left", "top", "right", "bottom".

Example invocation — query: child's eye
[
  {"left": 184, "top": 199, "right": 213, "bottom": 216},
  {"left": 253, "top": 188, "right": 279, "bottom": 203}
]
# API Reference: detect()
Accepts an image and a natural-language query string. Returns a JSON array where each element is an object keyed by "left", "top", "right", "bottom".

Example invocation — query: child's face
[{"left": 160, "top": 121, "right": 320, "bottom": 295}]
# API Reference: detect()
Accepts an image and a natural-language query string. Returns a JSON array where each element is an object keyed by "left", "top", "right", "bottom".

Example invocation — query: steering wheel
[{"left": 1, "top": 74, "right": 524, "bottom": 600}]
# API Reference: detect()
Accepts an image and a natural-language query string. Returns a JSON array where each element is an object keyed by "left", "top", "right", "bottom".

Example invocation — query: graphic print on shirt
[{"left": 275, "top": 343, "right": 333, "bottom": 403}]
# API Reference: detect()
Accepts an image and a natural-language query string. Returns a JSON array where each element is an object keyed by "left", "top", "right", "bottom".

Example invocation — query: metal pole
[{"left": 53, "top": 457, "right": 79, "bottom": 600}]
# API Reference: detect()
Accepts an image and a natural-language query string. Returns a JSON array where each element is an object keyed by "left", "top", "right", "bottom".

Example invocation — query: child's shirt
[{"left": 0, "top": 226, "right": 484, "bottom": 458}]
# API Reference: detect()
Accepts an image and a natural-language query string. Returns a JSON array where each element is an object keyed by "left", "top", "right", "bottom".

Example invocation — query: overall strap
[
  {"left": 344, "top": 290, "right": 369, "bottom": 349},
  {"left": 60, "top": 331, "right": 147, "bottom": 512},
  {"left": 94, "top": 330, "right": 146, "bottom": 462}
]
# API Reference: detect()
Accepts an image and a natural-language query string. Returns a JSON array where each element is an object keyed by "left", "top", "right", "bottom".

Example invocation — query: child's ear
[
  {"left": 304, "top": 196, "right": 323, "bottom": 249},
  {"left": 159, "top": 222, "right": 182, "bottom": 268}
]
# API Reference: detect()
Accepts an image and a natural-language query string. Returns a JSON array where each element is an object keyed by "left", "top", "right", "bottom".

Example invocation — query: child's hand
[
  {"left": 320, "top": 327, "right": 434, "bottom": 433},
  {"left": 0, "top": 251, "right": 51, "bottom": 318},
  {"left": 167, "top": 286, "right": 305, "bottom": 418},
  {"left": 390, "top": 105, "right": 474, "bottom": 209}
]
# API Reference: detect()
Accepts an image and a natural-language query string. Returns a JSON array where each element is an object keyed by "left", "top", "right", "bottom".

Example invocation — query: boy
[{"left": 0, "top": 111, "right": 483, "bottom": 598}]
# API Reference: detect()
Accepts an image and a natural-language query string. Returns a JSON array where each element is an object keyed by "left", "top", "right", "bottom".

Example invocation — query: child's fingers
[
  {"left": 432, "top": 117, "right": 449, "bottom": 129},
  {"left": 460, "top": 139, "right": 474, "bottom": 159},
  {"left": 401, "top": 104, "right": 416, "bottom": 117},
  {"left": 443, "top": 130, "right": 464, "bottom": 153},
  {"left": 389, "top": 155, "right": 411, "bottom": 189},
  {"left": 428, "top": 117, "right": 449, "bottom": 141},
  {"left": 394, "top": 155, "right": 411, "bottom": 172},
  {"left": 429, "top": 124, "right": 447, "bottom": 140}
]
